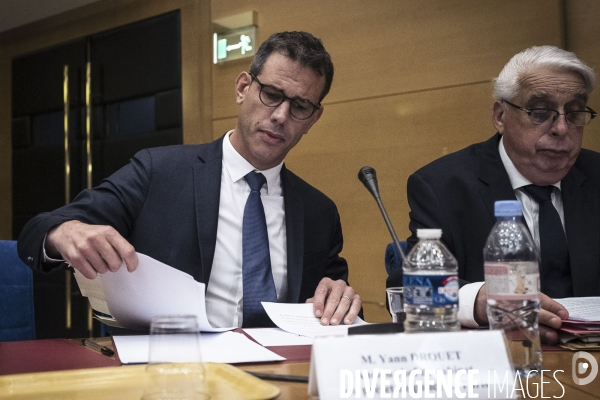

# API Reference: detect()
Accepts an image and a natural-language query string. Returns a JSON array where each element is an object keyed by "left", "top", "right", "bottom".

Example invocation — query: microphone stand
[{"left": 358, "top": 166, "right": 405, "bottom": 264}]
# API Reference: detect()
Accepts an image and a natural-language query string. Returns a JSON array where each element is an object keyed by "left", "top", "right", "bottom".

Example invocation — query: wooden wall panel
[
  {"left": 565, "top": 0, "right": 600, "bottom": 152},
  {"left": 213, "top": 118, "right": 237, "bottom": 141},
  {"left": 212, "top": 0, "right": 563, "bottom": 120},
  {"left": 283, "top": 83, "right": 495, "bottom": 321},
  {"left": 210, "top": 0, "right": 567, "bottom": 322}
]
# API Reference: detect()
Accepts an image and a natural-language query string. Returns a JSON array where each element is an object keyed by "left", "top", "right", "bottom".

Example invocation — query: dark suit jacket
[
  {"left": 18, "top": 135, "right": 349, "bottom": 304},
  {"left": 388, "top": 133, "right": 600, "bottom": 296}
]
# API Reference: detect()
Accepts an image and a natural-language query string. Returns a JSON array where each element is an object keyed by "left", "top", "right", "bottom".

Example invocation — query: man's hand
[
  {"left": 474, "top": 284, "right": 568, "bottom": 344},
  {"left": 46, "top": 220, "right": 138, "bottom": 279},
  {"left": 305, "top": 277, "right": 362, "bottom": 326},
  {"left": 538, "top": 295, "right": 569, "bottom": 343}
]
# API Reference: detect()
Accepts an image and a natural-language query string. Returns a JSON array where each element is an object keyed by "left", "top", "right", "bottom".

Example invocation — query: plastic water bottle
[
  {"left": 403, "top": 229, "right": 459, "bottom": 332},
  {"left": 484, "top": 200, "right": 542, "bottom": 376}
]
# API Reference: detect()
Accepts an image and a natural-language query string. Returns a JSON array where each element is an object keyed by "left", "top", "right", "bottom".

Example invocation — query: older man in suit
[
  {"left": 19, "top": 31, "right": 362, "bottom": 328},
  {"left": 388, "top": 45, "right": 599, "bottom": 343}
]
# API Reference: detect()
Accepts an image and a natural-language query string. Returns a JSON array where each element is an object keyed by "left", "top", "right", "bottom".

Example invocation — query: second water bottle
[{"left": 484, "top": 200, "right": 542, "bottom": 375}]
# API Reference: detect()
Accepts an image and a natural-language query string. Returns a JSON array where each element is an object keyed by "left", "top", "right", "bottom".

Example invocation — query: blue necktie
[
  {"left": 242, "top": 172, "right": 277, "bottom": 327},
  {"left": 523, "top": 185, "right": 573, "bottom": 298}
]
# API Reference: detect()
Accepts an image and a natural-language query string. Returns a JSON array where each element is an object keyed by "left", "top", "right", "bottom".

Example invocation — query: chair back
[
  {"left": 384, "top": 241, "right": 407, "bottom": 275},
  {"left": 0, "top": 240, "right": 35, "bottom": 341}
]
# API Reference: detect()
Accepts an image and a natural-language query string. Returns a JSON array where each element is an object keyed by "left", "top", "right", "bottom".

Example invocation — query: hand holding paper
[
  {"left": 74, "top": 252, "right": 365, "bottom": 336},
  {"left": 74, "top": 252, "right": 234, "bottom": 332},
  {"left": 47, "top": 220, "right": 137, "bottom": 279},
  {"left": 306, "top": 277, "right": 362, "bottom": 325}
]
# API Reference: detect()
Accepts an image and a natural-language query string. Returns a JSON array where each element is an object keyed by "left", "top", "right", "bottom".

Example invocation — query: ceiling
[{"left": 0, "top": 0, "right": 99, "bottom": 34}]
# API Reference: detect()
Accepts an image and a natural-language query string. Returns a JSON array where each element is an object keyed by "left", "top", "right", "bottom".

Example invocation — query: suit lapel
[
  {"left": 477, "top": 135, "right": 600, "bottom": 295},
  {"left": 562, "top": 165, "right": 600, "bottom": 296},
  {"left": 281, "top": 166, "right": 304, "bottom": 303},
  {"left": 194, "top": 137, "right": 224, "bottom": 285},
  {"left": 477, "top": 134, "right": 518, "bottom": 219}
]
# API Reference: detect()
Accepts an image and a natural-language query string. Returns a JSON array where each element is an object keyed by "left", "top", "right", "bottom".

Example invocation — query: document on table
[
  {"left": 73, "top": 252, "right": 234, "bottom": 332},
  {"left": 113, "top": 331, "right": 285, "bottom": 364},
  {"left": 556, "top": 298, "right": 600, "bottom": 348},
  {"left": 556, "top": 297, "right": 600, "bottom": 321},
  {"left": 261, "top": 302, "right": 367, "bottom": 338}
]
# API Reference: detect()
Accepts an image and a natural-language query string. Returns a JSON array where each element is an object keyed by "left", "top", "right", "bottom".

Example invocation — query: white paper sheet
[
  {"left": 261, "top": 302, "right": 367, "bottom": 338},
  {"left": 243, "top": 327, "right": 314, "bottom": 346},
  {"left": 556, "top": 297, "right": 600, "bottom": 321},
  {"left": 113, "top": 331, "right": 285, "bottom": 364},
  {"left": 74, "top": 252, "right": 234, "bottom": 332}
]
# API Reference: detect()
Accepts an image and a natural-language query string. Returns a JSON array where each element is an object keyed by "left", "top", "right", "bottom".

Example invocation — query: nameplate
[{"left": 308, "top": 330, "right": 516, "bottom": 399}]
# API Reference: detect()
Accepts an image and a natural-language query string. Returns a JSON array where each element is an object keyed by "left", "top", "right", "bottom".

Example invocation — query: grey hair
[{"left": 493, "top": 45, "right": 595, "bottom": 101}]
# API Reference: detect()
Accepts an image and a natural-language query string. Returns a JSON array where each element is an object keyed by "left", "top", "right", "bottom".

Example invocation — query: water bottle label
[
  {"left": 403, "top": 274, "right": 459, "bottom": 306},
  {"left": 484, "top": 261, "right": 540, "bottom": 300}
]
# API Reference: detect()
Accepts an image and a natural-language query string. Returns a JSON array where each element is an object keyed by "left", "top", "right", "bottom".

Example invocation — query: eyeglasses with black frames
[
  {"left": 249, "top": 73, "right": 320, "bottom": 120},
  {"left": 503, "top": 99, "right": 597, "bottom": 127}
]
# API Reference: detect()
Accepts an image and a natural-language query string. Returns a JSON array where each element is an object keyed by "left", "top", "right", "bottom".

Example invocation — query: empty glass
[
  {"left": 144, "top": 315, "right": 208, "bottom": 400},
  {"left": 386, "top": 287, "right": 405, "bottom": 324}
]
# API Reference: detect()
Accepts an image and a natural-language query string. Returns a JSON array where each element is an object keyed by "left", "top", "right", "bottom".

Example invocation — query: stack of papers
[
  {"left": 555, "top": 297, "right": 600, "bottom": 350},
  {"left": 74, "top": 253, "right": 236, "bottom": 332},
  {"left": 73, "top": 252, "right": 367, "bottom": 364}
]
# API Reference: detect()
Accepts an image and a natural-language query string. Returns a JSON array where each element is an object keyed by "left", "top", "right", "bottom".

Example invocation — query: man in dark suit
[
  {"left": 388, "top": 45, "right": 598, "bottom": 343},
  {"left": 18, "top": 31, "right": 362, "bottom": 328}
]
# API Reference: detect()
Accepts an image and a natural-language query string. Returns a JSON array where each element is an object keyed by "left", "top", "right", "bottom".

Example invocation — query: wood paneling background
[
  {"left": 212, "top": 0, "right": 600, "bottom": 322},
  {"left": 2, "top": 0, "right": 599, "bottom": 322}
]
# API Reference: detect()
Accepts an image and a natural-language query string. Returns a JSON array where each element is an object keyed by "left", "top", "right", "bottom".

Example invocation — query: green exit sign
[{"left": 213, "top": 26, "right": 257, "bottom": 64}]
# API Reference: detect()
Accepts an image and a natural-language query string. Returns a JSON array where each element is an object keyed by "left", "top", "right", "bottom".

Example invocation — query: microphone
[{"left": 358, "top": 166, "right": 405, "bottom": 264}]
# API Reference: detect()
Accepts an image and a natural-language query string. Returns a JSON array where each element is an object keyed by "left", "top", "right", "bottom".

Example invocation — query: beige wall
[
  {"left": 213, "top": 0, "right": 600, "bottom": 322},
  {"left": 2, "top": 0, "right": 600, "bottom": 322},
  {"left": 566, "top": 0, "right": 600, "bottom": 151}
]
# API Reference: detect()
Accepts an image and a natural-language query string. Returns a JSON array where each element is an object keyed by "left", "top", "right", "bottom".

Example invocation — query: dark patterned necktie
[
  {"left": 522, "top": 185, "right": 573, "bottom": 298},
  {"left": 241, "top": 172, "right": 277, "bottom": 327}
]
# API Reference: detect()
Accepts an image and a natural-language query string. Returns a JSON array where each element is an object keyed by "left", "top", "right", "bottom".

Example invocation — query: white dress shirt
[
  {"left": 44, "top": 131, "right": 288, "bottom": 328},
  {"left": 204, "top": 131, "right": 288, "bottom": 328},
  {"left": 457, "top": 136, "right": 565, "bottom": 327}
]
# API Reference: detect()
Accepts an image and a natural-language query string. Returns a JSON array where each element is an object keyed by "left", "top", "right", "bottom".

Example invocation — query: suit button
[{"left": 27, "top": 257, "right": 33, "bottom": 263}]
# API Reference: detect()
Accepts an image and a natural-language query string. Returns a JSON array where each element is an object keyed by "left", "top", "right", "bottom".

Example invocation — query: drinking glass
[
  {"left": 144, "top": 315, "right": 208, "bottom": 400},
  {"left": 386, "top": 287, "right": 405, "bottom": 323}
]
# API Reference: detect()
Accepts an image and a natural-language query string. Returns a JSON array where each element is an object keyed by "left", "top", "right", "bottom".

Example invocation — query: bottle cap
[
  {"left": 494, "top": 200, "right": 523, "bottom": 217},
  {"left": 416, "top": 228, "right": 442, "bottom": 239}
]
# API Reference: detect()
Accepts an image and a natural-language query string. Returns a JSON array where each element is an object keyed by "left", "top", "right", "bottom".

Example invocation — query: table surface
[{"left": 1, "top": 335, "right": 599, "bottom": 399}]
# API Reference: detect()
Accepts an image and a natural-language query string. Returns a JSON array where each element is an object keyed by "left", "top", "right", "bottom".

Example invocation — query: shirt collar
[
  {"left": 223, "top": 131, "right": 283, "bottom": 193},
  {"left": 498, "top": 136, "right": 561, "bottom": 191}
]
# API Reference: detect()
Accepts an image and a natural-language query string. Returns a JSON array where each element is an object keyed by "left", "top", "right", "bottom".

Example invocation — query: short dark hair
[{"left": 249, "top": 31, "right": 334, "bottom": 103}]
